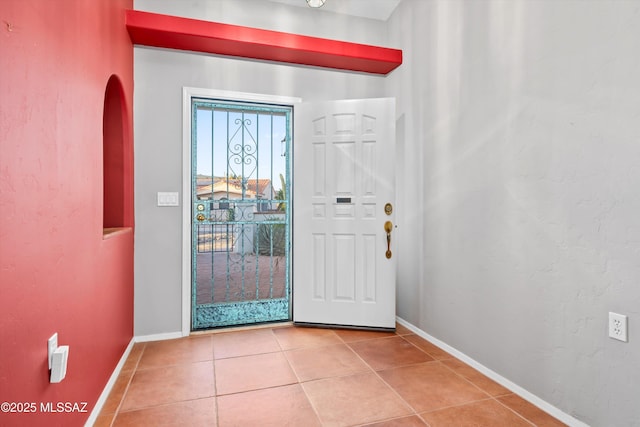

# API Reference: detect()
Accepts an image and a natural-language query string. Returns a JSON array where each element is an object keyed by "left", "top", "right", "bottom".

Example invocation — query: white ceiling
[{"left": 268, "top": 0, "right": 402, "bottom": 21}]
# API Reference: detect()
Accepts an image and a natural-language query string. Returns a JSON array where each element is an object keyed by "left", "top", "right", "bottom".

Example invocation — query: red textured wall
[{"left": 0, "top": 0, "right": 134, "bottom": 426}]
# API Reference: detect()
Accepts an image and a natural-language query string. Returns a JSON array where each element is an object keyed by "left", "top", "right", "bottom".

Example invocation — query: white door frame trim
[{"left": 181, "top": 87, "right": 301, "bottom": 336}]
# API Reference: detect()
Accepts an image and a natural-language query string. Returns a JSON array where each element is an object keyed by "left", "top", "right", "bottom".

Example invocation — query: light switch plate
[{"left": 157, "top": 192, "right": 179, "bottom": 207}]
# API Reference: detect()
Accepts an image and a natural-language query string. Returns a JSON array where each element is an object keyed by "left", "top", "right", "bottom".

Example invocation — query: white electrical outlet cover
[
  {"left": 609, "top": 312, "right": 628, "bottom": 342},
  {"left": 48, "top": 333, "right": 58, "bottom": 370},
  {"left": 50, "top": 345, "right": 69, "bottom": 383}
]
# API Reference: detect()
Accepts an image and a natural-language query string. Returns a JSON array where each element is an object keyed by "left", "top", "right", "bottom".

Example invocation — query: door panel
[{"left": 293, "top": 98, "right": 396, "bottom": 329}]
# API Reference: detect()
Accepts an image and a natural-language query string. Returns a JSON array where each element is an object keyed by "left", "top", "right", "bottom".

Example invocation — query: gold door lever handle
[{"left": 384, "top": 221, "right": 393, "bottom": 259}]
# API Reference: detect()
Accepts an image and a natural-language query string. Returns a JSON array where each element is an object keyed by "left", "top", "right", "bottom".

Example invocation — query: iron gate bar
[{"left": 211, "top": 108, "right": 216, "bottom": 303}]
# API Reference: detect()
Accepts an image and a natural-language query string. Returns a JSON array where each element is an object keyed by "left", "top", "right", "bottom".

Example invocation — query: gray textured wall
[{"left": 388, "top": 1, "right": 640, "bottom": 426}]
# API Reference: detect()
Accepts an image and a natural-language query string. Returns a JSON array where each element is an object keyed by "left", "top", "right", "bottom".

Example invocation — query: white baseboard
[
  {"left": 395, "top": 317, "right": 588, "bottom": 427},
  {"left": 84, "top": 331, "right": 185, "bottom": 426},
  {"left": 134, "top": 331, "right": 184, "bottom": 343},
  {"left": 84, "top": 339, "right": 135, "bottom": 427}
]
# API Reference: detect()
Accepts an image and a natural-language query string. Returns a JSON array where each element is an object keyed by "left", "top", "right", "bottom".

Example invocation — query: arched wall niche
[{"left": 103, "top": 74, "right": 133, "bottom": 235}]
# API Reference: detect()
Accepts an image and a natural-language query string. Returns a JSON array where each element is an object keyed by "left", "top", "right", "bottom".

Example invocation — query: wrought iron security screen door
[{"left": 191, "top": 99, "right": 292, "bottom": 329}]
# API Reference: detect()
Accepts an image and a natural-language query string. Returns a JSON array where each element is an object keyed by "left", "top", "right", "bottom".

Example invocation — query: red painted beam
[{"left": 126, "top": 10, "right": 402, "bottom": 75}]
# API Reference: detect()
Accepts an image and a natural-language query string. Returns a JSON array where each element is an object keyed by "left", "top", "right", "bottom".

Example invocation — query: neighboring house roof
[
  {"left": 196, "top": 182, "right": 247, "bottom": 198},
  {"left": 243, "top": 178, "right": 272, "bottom": 196},
  {"left": 196, "top": 177, "right": 272, "bottom": 198}
]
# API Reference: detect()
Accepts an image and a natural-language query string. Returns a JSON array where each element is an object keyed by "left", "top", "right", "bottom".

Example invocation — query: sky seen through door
[{"left": 196, "top": 108, "right": 288, "bottom": 195}]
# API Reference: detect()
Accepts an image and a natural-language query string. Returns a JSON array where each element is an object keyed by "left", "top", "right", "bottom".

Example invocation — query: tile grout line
[
  {"left": 341, "top": 330, "right": 480, "bottom": 424},
  {"left": 436, "top": 359, "right": 540, "bottom": 425},
  {"left": 492, "top": 396, "right": 539, "bottom": 427},
  {"left": 296, "top": 328, "right": 343, "bottom": 426},
  {"left": 113, "top": 338, "right": 218, "bottom": 419},
  {"left": 347, "top": 333, "right": 518, "bottom": 425},
  {"left": 437, "top": 358, "right": 498, "bottom": 398},
  {"left": 282, "top": 328, "right": 402, "bottom": 426},
  {"left": 365, "top": 363, "right": 425, "bottom": 421},
  {"left": 342, "top": 333, "right": 425, "bottom": 423},
  {"left": 405, "top": 337, "right": 541, "bottom": 425},
  {"left": 211, "top": 336, "right": 220, "bottom": 427},
  {"left": 402, "top": 333, "right": 454, "bottom": 361},
  {"left": 109, "top": 343, "right": 147, "bottom": 426}
]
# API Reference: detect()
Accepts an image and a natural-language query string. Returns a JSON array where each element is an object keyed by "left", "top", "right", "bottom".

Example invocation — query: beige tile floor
[{"left": 94, "top": 323, "right": 567, "bottom": 427}]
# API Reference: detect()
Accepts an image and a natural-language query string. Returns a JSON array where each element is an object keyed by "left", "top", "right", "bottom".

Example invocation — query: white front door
[{"left": 293, "top": 98, "right": 396, "bottom": 329}]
